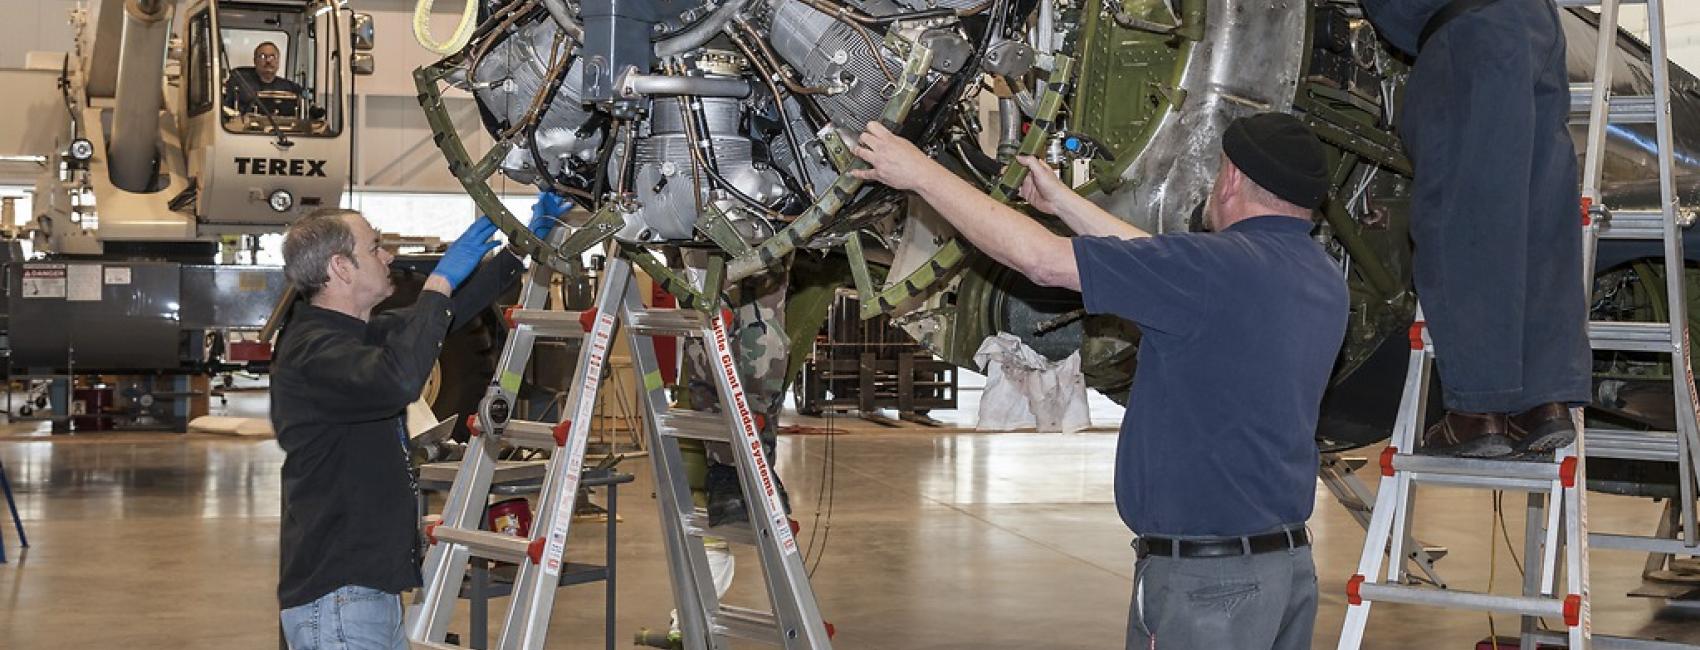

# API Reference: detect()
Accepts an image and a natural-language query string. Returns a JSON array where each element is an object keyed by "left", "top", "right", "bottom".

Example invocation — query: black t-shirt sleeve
[
  {"left": 1072, "top": 235, "right": 1216, "bottom": 335},
  {"left": 293, "top": 292, "right": 454, "bottom": 422},
  {"left": 447, "top": 252, "right": 524, "bottom": 332}
]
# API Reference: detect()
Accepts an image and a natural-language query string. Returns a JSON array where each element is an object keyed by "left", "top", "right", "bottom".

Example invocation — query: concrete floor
[{"left": 1, "top": 392, "right": 1698, "bottom": 648}]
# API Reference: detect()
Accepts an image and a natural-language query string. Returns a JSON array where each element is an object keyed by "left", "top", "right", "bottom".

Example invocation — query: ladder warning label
[
  {"left": 710, "top": 312, "right": 799, "bottom": 556},
  {"left": 542, "top": 309, "right": 618, "bottom": 577}
]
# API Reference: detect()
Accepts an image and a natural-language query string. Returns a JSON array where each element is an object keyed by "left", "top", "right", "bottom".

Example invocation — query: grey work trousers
[
  {"left": 1401, "top": 0, "right": 1590, "bottom": 413},
  {"left": 1126, "top": 546, "right": 1317, "bottom": 650}
]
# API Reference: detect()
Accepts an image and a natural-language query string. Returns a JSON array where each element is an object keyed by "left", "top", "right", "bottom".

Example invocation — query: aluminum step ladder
[
  {"left": 1534, "top": 0, "right": 1700, "bottom": 646},
  {"left": 1335, "top": 306, "right": 1592, "bottom": 650},
  {"left": 405, "top": 251, "right": 831, "bottom": 649},
  {"left": 1318, "top": 453, "right": 1449, "bottom": 588},
  {"left": 1343, "top": 0, "right": 1700, "bottom": 646}
]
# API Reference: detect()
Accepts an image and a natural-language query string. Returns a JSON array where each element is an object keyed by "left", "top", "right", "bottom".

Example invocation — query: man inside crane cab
[{"left": 225, "top": 41, "right": 303, "bottom": 117}]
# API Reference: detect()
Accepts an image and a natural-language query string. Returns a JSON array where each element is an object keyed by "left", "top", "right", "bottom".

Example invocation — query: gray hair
[
  {"left": 283, "top": 208, "right": 360, "bottom": 297},
  {"left": 1241, "top": 177, "right": 1307, "bottom": 215}
]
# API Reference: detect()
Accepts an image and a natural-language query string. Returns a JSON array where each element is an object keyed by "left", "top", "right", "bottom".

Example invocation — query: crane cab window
[
  {"left": 213, "top": 2, "right": 344, "bottom": 137},
  {"left": 186, "top": 11, "right": 214, "bottom": 114}
]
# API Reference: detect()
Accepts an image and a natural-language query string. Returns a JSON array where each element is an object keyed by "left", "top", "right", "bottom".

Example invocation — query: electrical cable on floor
[
  {"left": 1489, "top": 491, "right": 1502, "bottom": 650},
  {"left": 801, "top": 296, "right": 840, "bottom": 578},
  {"left": 801, "top": 363, "right": 831, "bottom": 572},
  {"left": 1495, "top": 490, "right": 1551, "bottom": 633},
  {"left": 1495, "top": 491, "right": 1526, "bottom": 576},
  {"left": 809, "top": 396, "right": 838, "bottom": 578},
  {"left": 810, "top": 408, "right": 839, "bottom": 576},
  {"left": 803, "top": 406, "right": 829, "bottom": 565}
]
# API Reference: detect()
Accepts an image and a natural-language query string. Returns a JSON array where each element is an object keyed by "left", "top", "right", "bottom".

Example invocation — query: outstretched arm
[
  {"left": 1015, "top": 156, "right": 1150, "bottom": 240},
  {"left": 850, "top": 123, "right": 1080, "bottom": 291}
]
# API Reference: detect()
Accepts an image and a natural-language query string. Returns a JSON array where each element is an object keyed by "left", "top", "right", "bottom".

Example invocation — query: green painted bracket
[
  {"left": 1319, "top": 153, "right": 1401, "bottom": 301},
  {"left": 856, "top": 55, "right": 1077, "bottom": 319},
  {"left": 1295, "top": 87, "right": 1413, "bottom": 176},
  {"left": 624, "top": 246, "right": 729, "bottom": 314},
  {"left": 413, "top": 60, "right": 581, "bottom": 275},
  {"left": 557, "top": 204, "right": 623, "bottom": 258},
  {"left": 1071, "top": 0, "right": 1203, "bottom": 196},
  {"left": 819, "top": 128, "right": 855, "bottom": 173},
  {"left": 620, "top": 245, "right": 711, "bottom": 311},
  {"left": 723, "top": 42, "right": 936, "bottom": 282},
  {"left": 694, "top": 204, "right": 753, "bottom": 257},
  {"left": 701, "top": 254, "right": 727, "bottom": 311},
  {"left": 844, "top": 231, "right": 877, "bottom": 299}
]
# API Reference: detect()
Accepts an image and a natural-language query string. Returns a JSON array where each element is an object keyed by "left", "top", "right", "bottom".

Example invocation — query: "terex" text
[{"left": 234, "top": 158, "right": 328, "bottom": 177}]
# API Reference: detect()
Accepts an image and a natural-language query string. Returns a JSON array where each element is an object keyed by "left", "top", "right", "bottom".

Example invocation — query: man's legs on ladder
[
  {"left": 1511, "top": 0, "right": 1590, "bottom": 454},
  {"left": 1402, "top": 0, "right": 1582, "bottom": 458}
]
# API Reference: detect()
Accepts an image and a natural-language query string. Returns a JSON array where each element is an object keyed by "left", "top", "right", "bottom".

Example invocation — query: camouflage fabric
[{"left": 680, "top": 250, "right": 794, "bottom": 471}]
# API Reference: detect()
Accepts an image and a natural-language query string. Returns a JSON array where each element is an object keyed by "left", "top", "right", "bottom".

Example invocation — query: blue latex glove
[
  {"left": 433, "top": 216, "right": 501, "bottom": 290},
  {"left": 528, "top": 191, "right": 572, "bottom": 240}
]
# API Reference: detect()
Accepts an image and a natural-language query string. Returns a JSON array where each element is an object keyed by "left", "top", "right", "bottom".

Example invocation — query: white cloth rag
[{"left": 972, "top": 332, "right": 1091, "bottom": 433}]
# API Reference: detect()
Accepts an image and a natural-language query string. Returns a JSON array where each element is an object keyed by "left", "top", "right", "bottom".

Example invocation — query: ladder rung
[
  {"left": 1339, "top": 501, "right": 1373, "bottom": 515},
  {"left": 657, "top": 410, "right": 732, "bottom": 443},
  {"left": 1406, "top": 472, "right": 1555, "bottom": 492},
  {"left": 1598, "top": 209, "right": 1684, "bottom": 240},
  {"left": 500, "top": 419, "right": 564, "bottom": 449},
  {"left": 428, "top": 525, "right": 535, "bottom": 565},
  {"left": 684, "top": 512, "right": 758, "bottom": 547},
  {"left": 1356, "top": 582, "right": 1569, "bottom": 620},
  {"left": 1554, "top": 0, "right": 1648, "bottom": 6},
  {"left": 418, "top": 459, "right": 547, "bottom": 484},
  {"left": 1570, "top": 93, "right": 1652, "bottom": 125},
  {"left": 510, "top": 309, "right": 596, "bottom": 338},
  {"left": 1569, "top": 84, "right": 1660, "bottom": 125},
  {"left": 412, "top": 641, "right": 465, "bottom": 650},
  {"left": 1590, "top": 532, "right": 1700, "bottom": 555},
  {"left": 711, "top": 604, "right": 782, "bottom": 643},
  {"left": 1589, "top": 321, "right": 1681, "bottom": 353},
  {"left": 627, "top": 308, "right": 712, "bottom": 337},
  {"left": 1585, "top": 428, "right": 1683, "bottom": 463},
  {"left": 1391, "top": 453, "right": 1571, "bottom": 491}
]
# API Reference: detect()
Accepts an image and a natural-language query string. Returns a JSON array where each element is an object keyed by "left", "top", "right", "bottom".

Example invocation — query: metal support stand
[{"left": 0, "top": 455, "right": 26, "bottom": 563}]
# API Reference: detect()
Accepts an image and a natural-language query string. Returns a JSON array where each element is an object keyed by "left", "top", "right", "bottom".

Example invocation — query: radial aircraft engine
[{"left": 416, "top": 0, "right": 1700, "bottom": 496}]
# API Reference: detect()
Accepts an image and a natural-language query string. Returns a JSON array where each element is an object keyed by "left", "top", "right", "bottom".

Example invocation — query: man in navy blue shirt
[
  {"left": 852, "top": 113, "right": 1347, "bottom": 649},
  {"left": 1359, "top": 0, "right": 1589, "bottom": 457}
]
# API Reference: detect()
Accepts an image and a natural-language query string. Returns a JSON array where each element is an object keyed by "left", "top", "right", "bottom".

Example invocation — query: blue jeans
[{"left": 280, "top": 585, "right": 409, "bottom": 650}]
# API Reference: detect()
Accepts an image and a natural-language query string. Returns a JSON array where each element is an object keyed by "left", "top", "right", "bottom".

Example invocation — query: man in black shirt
[
  {"left": 227, "top": 41, "right": 303, "bottom": 116},
  {"left": 273, "top": 198, "right": 566, "bottom": 649}
]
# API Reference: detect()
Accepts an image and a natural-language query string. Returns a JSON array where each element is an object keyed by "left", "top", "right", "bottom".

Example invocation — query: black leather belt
[
  {"left": 1418, "top": 0, "right": 1501, "bottom": 52},
  {"left": 1135, "top": 526, "right": 1310, "bottom": 559}
]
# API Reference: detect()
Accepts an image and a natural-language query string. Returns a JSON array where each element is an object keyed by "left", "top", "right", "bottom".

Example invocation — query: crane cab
[{"left": 177, "top": 0, "right": 371, "bottom": 234}]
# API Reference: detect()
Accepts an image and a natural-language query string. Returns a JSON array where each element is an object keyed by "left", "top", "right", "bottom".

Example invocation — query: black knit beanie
[{"left": 1221, "top": 112, "right": 1330, "bottom": 210}]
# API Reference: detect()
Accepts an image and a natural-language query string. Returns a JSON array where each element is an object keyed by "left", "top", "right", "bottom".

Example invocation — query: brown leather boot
[
  {"left": 1509, "top": 402, "right": 1576, "bottom": 453},
  {"left": 1421, "top": 411, "right": 1513, "bottom": 458}
]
